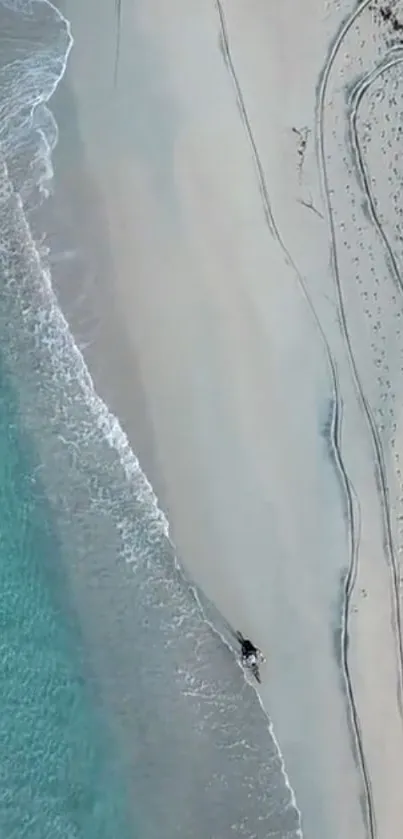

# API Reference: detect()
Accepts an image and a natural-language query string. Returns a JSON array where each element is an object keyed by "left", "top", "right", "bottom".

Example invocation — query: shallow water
[
  {"left": 0, "top": 362, "right": 134, "bottom": 839},
  {"left": 0, "top": 1, "right": 303, "bottom": 836}
]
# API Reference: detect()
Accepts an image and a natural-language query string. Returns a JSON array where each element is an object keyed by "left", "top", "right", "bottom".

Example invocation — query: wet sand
[{"left": 51, "top": 1, "right": 403, "bottom": 837}]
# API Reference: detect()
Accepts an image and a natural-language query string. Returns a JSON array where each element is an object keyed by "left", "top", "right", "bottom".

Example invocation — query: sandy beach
[{"left": 49, "top": 0, "right": 403, "bottom": 836}]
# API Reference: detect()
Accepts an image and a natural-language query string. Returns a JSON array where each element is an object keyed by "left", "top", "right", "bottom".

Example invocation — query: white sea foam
[
  {"left": 0, "top": 0, "right": 169, "bottom": 535},
  {"left": 30, "top": 104, "right": 59, "bottom": 198},
  {"left": 0, "top": 1, "right": 304, "bottom": 832},
  {"left": 191, "top": 583, "right": 304, "bottom": 838}
]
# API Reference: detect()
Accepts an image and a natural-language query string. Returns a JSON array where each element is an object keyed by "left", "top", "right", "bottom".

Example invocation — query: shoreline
[
  {"left": 49, "top": 1, "right": 365, "bottom": 837},
  {"left": 37, "top": 5, "right": 306, "bottom": 834}
]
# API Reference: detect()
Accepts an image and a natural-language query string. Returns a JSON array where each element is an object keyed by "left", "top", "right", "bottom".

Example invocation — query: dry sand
[{"left": 53, "top": 0, "right": 403, "bottom": 836}]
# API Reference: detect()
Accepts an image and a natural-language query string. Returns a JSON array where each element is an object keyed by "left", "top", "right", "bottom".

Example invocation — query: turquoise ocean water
[
  {"left": 0, "top": 2, "right": 303, "bottom": 837},
  {"left": 0, "top": 362, "right": 132, "bottom": 839}
]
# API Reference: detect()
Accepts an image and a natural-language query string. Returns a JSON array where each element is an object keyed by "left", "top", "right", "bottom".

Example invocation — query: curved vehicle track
[
  {"left": 316, "top": 0, "right": 403, "bottom": 739},
  {"left": 349, "top": 49, "right": 403, "bottom": 296},
  {"left": 316, "top": 2, "right": 403, "bottom": 830},
  {"left": 213, "top": 2, "right": 376, "bottom": 835},
  {"left": 114, "top": 0, "right": 122, "bottom": 87}
]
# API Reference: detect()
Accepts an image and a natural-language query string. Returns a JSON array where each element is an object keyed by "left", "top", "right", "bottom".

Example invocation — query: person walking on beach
[{"left": 236, "top": 631, "right": 265, "bottom": 668}]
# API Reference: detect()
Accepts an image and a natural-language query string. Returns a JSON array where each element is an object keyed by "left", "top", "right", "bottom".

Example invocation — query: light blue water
[
  {"left": 0, "top": 362, "right": 133, "bottom": 839},
  {"left": 0, "top": 1, "right": 303, "bottom": 837}
]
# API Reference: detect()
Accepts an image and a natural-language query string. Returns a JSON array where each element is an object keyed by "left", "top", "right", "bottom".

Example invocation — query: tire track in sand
[
  {"left": 113, "top": 0, "right": 122, "bottom": 88},
  {"left": 316, "top": 0, "right": 403, "bottom": 721},
  {"left": 212, "top": 2, "right": 372, "bottom": 835},
  {"left": 212, "top": 1, "right": 354, "bottom": 540},
  {"left": 316, "top": 5, "right": 403, "bottom": 836},
  {"left": 349, "top": 49, "right": 403, "bottom": 296}
]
